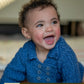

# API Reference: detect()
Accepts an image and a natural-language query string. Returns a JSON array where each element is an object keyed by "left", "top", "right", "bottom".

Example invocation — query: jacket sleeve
[
  {"left": 0, "top": 48, "right": 26, "bottom": 84},
  {"left": 78, "top": 62, "right": 84, "bottom": 81},
  {"left": 61, "top": 47, "right": 82, "bottom": 83},
  {"left": 57, "top": 37, "right": 83, "bottom": 83}
]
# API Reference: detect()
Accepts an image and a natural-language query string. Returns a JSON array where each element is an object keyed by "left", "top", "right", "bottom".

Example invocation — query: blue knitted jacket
[{"left": 0, "top": 36, "right": 84, "bottom": 83}]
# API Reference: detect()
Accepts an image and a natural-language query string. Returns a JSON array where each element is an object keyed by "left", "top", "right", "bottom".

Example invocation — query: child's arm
[
  {"left": 61, "top": 50, "right": 83, "bottom": 83},
  {"left": 0, "top": 48, "right": 26, "bottom": 84},
  {"left": 58, "top": 37, "right": 84, "bottom": 83},
  {"left": 78, "top": 62, "right": 84, "bottom": 81}
]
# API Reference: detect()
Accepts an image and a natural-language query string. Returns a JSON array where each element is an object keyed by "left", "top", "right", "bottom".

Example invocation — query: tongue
[{"left": 44, "top": 36, "right": 54, "bottom": 45}]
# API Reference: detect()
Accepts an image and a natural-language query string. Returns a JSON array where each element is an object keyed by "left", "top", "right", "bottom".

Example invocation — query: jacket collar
[
  {"left": 47, "top": 40, "right": 59, "bottom": 60},
  {"left": 27, "top": 40, "right": 37, "bottom": 60},
  {"left": 25, "top": 37, "right": 62, "bottom": 61}
]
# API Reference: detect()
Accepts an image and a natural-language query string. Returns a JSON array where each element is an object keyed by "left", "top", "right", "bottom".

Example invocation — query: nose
[{"left": 45, "top": 25, "right": 53, "bottom": 32}]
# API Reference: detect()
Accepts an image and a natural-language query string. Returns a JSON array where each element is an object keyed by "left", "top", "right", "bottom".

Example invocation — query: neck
[
  {"left": 36, "top": 47, "right": 49, "bottom": 55},
  {"left": 36, "top": 47, "right": 49, "bottom": 63}
]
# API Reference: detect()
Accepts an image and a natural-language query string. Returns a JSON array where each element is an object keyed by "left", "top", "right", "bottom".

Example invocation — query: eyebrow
[
  {"left": 34, "top": 21, "right": 44, "bottom": 25},
  {"left": 51, "top": 17, "right": 58, "bottom": 21}
]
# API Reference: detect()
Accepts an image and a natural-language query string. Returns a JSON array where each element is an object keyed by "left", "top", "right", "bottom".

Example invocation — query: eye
[
  {"left": 52, "top": 21, "right": 57, "bottom": 25},
  {"left": 36, "top": 24, "right": 43, "bottom": 28}
]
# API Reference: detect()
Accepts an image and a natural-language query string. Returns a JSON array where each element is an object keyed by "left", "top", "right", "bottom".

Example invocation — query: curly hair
[{"left": 19, "top": 0, "right": 60, "bottom": 28}]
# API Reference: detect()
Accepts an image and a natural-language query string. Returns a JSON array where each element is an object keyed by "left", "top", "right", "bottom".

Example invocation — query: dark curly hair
[{"left": 19, "top": 0, "right": 60, "bottom": 28}]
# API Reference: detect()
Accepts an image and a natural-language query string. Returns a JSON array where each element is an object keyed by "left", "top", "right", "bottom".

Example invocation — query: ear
[{"left": 21, "top": 28, "right": 31, "bottom": 39}]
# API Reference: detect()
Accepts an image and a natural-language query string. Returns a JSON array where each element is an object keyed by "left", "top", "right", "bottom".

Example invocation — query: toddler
[{"left": 0, "top": 0, "right": 84, "bottom": 83}]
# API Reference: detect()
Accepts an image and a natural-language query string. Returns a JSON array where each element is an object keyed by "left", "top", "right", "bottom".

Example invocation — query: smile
[{"left": 44, "top": 35, "right": 55, "bottom": 45}]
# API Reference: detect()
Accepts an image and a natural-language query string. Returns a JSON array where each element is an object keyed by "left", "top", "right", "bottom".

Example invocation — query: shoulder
[
  {"left": 57, "top": 36, "right": 69, "bottom": 47},
  {"left": 51, "top": 36, "right": 72, "bottom": 60},
  {"left": 57, "top": 36, "right": 78, "bottom": 64},
  {"left": 17, "top": 40, "right": 35, "bottom": 55},
  {"left": 12, "top": 40, "right": 35, "bottom": 64},
  {"left": 57, "top": 36, "right": 75, "bottom": 55}
]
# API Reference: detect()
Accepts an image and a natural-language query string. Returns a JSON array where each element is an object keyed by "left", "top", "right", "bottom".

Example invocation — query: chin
[
  {"left": 43, "top": 40, "right": 57, "bottom": 50},
  {"left": 45, "top": 43, "right": 56, "bottom": 50}
]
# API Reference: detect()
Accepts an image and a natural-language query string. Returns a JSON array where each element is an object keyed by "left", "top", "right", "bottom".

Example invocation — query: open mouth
[
  {"left": 44, "top": 35, "right": 54, "bottom": 40},
  {"left": 44, "top": 35, "right": 55, "bottom": 45}
]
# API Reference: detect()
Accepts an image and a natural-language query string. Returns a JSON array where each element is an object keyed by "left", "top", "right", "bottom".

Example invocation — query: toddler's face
[{"left": 25, "top": 6, "right": 60, "bottom": 50}]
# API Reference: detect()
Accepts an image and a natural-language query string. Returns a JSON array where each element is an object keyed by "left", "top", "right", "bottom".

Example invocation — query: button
[
  {"left": 37, "top": 70, "right": 41, "bottom": 74},
  {"left": 38, "top": 64, "right": 41, "bottom": 68},
  {"left": 46, "top": 66, "right": 50, "bottom": 70},
  {"left": 46, "top": 77, "right": 50, "bottom": 82},
  {"left": 46, "top": 72, "right": 50, "bottom": 75},
  {"left": 37, "top": 76, "right": 41, "bottom": 80}
]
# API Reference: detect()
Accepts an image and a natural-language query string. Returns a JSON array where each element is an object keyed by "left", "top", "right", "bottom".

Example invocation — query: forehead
[{"left": 26, "top": 6, "right": 57, "bottom": 20}]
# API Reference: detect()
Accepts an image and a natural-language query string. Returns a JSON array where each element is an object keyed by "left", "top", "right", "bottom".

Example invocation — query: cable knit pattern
[{"left": 0, "top": 36, "right": 84, "bottom": 83}]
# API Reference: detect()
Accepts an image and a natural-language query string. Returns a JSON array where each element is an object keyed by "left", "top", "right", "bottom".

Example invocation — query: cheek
[
  {"left": 55, "top": 27, "right": 61, "bottom": 39},
  {"left": 57, "top": 28, "right": 61, "bottom": 36},
  {"left": 55, "top": 27, "right": 60, "bottom": 35},
  {"left": 33, "top": 31, "right": 43, "bottom": 42}
]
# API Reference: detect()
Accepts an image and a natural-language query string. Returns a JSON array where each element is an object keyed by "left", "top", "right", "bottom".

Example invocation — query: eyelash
[
  {"left": 36, "top": 21, "right": 57, "bottom": 28},
  {"left": 36, "top": 24, "right": 43, "bottom": 27},
  {"left": 52, "top": 21, "right": 57, "bottom": 24}
]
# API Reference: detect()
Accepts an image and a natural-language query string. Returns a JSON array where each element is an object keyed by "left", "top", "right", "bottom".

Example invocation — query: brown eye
[{"left": 52, "top": 21, "right": 57, "bottom": 25}]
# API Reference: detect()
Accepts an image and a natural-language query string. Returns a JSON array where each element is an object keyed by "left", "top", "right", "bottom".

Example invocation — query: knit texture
[{"left": 0, "top": 36, "right": 84, "bottom": 83}]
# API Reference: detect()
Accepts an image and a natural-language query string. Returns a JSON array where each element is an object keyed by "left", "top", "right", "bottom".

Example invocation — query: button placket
[
  {"left": 37, "top": 64, "right": 42, "bottom": 81},
  {"left": 46, "top": 66, "right": 50, "bottom": 70},
  {"left": 37, "top": 70, "right": 41, "bottom": 74},
  {"left": 38, "top": 64, "right": 41, "bottom": 68},
  {"left": 37, "top": 64, "right": 42, "bottom": 74},
  {"left": 46, "top": 66, "right": 50, "bottom": 82},
  {"left": 46, "top": 66, "right": 50, "bottom": 75}
]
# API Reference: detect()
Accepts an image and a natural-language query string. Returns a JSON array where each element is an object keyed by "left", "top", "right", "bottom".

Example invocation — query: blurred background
[{"left": 0, "top": 0, "right": 84, "bottom": 78}]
